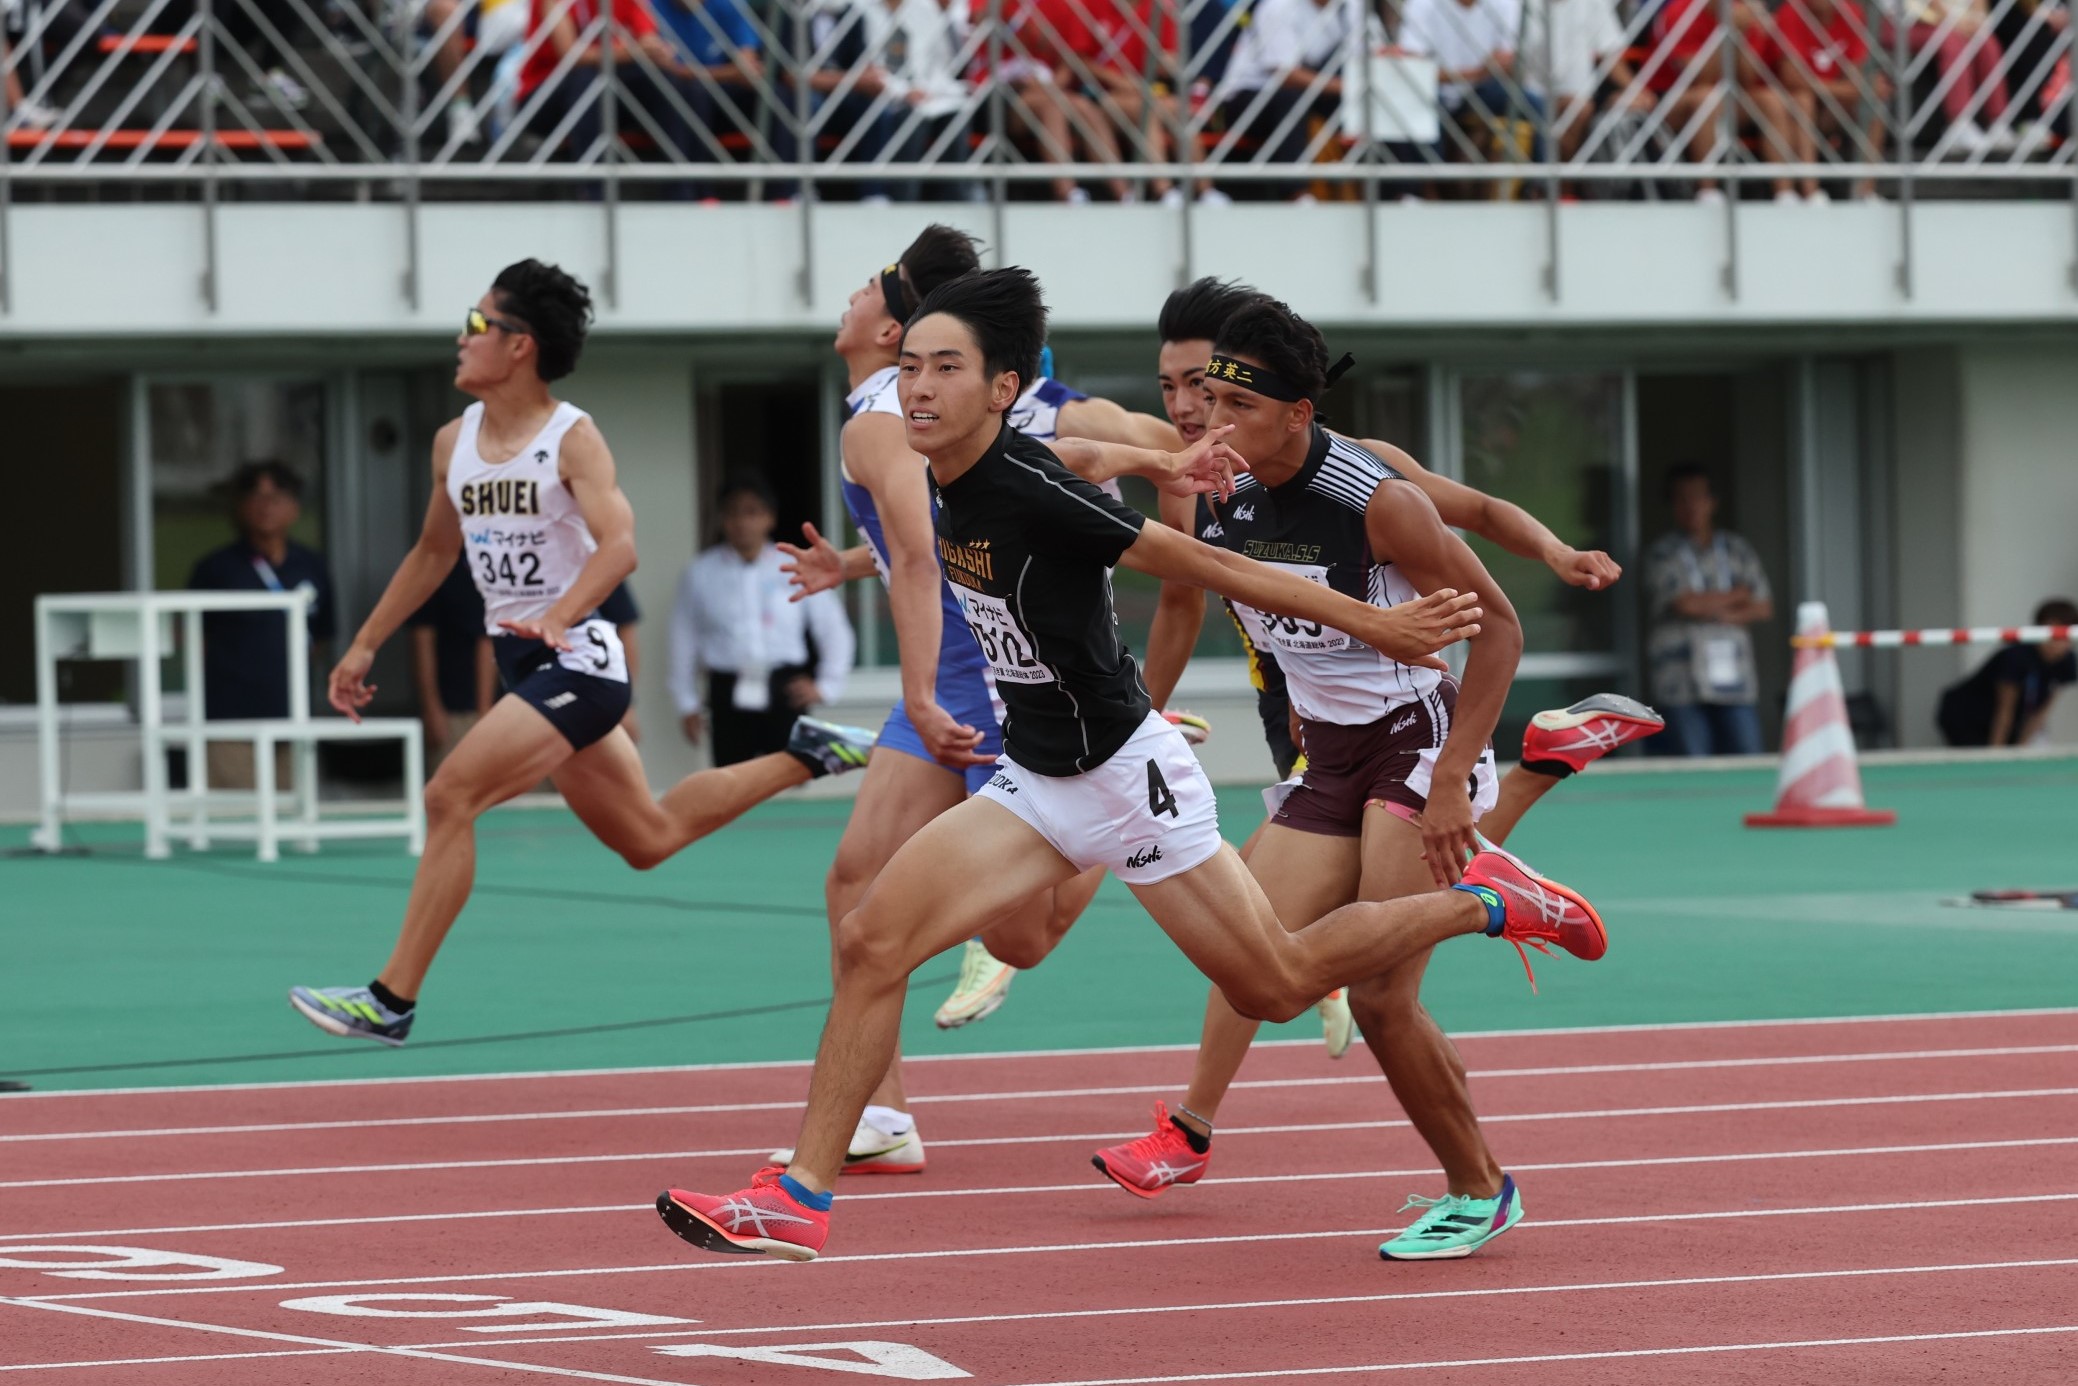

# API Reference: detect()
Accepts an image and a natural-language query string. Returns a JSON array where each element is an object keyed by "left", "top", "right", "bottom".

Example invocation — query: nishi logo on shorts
[
  {"left": 987, "top": 772, "right": 1019, "bottom": 794},
  {"left": 1125, "top": 844, "right": 1163, "bottom": 869}
]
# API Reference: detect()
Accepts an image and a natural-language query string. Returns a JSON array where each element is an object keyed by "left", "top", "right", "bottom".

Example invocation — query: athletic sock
[
  {"left": 778, "top": 1173, "right": 833, "bottom": 1211},
  {"left": 862, "top": 1104, "right": 913, "bottom": 1136},
  {"left": 368, "top": 980, "right": 415, "bottom": 1015},
  {"left": 1451, "top": 883, "right": 1508, "bottom": 937},
  {"left": 1169, "top": 1115, "right": 1211, "bottom": 1154}
]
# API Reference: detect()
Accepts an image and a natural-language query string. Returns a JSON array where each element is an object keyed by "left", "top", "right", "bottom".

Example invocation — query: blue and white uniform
[
  {"left": 1010, "top": 376, "right": 1119, "bottom": 499},
  {"left": 840, "top": 365, "right": 1003, "bottom": 792}
]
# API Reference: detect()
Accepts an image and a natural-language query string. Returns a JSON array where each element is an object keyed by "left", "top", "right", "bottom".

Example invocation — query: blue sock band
[
  {"left": 1453, "top": 882, "right": 1507, "bottom": 937},
  {"left": 778, "top": 1173, "right": 832, "bottom": 1211}
]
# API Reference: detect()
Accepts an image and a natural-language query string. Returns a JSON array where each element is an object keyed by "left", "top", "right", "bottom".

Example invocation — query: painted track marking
[
  {"left": 7, "top": 1086, "right": 2074, "bottom": 1191},
  {"left": 11, "top": 1043, "right": 2076, "bottom": 1145}
]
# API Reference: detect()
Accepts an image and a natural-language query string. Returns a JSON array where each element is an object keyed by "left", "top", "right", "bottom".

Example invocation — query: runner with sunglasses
[{"left": 288, "top": 259, "right": 877, "bottom": 1046}]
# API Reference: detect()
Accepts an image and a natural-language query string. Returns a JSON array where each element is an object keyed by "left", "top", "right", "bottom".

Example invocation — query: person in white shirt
[
  {"left": 1396, "top": 0, "right": 1546, "bottom": 162},
  {"left": 1213, "top": 0, "right": 1356, "bottom": 200},
  {"left": 672, "top": 475, "right": 858, "bottom": 765},
  {"left": 1516, "top": 0, "right": 1653, "bottom": 163}
]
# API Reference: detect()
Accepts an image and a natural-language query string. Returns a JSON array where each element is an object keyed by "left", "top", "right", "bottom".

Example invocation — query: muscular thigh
[
  {"left": 1242, "top": 824, "right": 1364, "bottom": 934},
  {"left": 831, "top": 748, "right": 968, "bottom": 883},
  {"left": 547, "top": 725, "right": 658, "bottom": 840},
  {"left": 850, "top": 796, "right": 1080, "bottom": 970},
  {"left": 438, "top": 694, "right": 582, "bottom": 812},
  {"left": 1128, "top": 844, "right": 1296, "bottom": 1000}
]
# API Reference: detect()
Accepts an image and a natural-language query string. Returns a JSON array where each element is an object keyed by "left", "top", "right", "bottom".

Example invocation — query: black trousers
[{"left": 707, "top": 665, "right": 811, "bottom": 766}]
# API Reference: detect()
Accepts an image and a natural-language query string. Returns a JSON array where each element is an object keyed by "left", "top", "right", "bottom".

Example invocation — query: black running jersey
[
  {"left": 1194, "top": 427, "right": 1442, "bottom": 727},
  {"left": 930, "top": 423, "right": 1151, "bottom": 775}
]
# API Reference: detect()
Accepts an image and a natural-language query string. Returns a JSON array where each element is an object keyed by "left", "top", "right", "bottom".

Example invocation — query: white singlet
[{"left": 446, "top": 401, "right": 598, "bottom": 636}]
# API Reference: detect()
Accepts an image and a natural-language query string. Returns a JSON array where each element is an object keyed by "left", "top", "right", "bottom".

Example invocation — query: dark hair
[
  {"left": 717, "top": 473, "right": 777, "bottom": 513},
  {"left": 227, "top": 459, "right": 304, "bottom": 501},
  {"left": 491, "top": 258, "right": 594, "bottom": 382},
  {"left": 2036, "top": 597, "right": 2078, "bottom": 627},
  {"left": 1665, "top": 464, "right": 1714, "bottom": 500},
  {"left": 1159, "top": 277, "right": 1262, "bottom": 346},
  {"left": 906, "top": 266, "right": 1047, "bottom": 394},
  {"left": 899, "top": 224, "right": 984, "bottom": 304},
  {"left": 1212, "top": 295, "right": 1328, "bottom": 402}
]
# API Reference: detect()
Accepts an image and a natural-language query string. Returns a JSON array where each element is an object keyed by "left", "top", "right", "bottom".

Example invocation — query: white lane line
[
  {"left": 401, "top": 1254, "right": 2078, "bottom": 1349},
  {"left": 13, "top": 1044, "right": 2075, "bottom": 1145},
  {"left": 18, "top": 1167, "right": 2078, "bottom": 1303},
  {"left": 0, "top": 1348, "right": 353, "bottom": 1374},
  {"left": 986, "top": 1325, "right": 2078, "bottom": 1385},
  {"left": 7, "top": 1006, "right": 2073, "bottom": 1101},
  {"left": 0, "top": 1298, "right": 720, "bottom": 1386},
  {"left": 8, "top": 1087, "right": 2073, "bottom": 1191},
  {"left": 8, "top": 1177, "right": 2071, "bottom": 1247},
  {"left": 6, "top": 1173, "right": 2071, "bottom": 1248}
]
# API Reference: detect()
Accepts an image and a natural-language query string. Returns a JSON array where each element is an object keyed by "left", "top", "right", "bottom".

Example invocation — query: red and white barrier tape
[{"left": 1793, "top": 624, "right": 2074, "bottom": 650}]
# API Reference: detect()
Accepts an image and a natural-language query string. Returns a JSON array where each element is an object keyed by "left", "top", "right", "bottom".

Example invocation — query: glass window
[{"left": 1456, "top": 371, "right": 1628, "bottom": 744}]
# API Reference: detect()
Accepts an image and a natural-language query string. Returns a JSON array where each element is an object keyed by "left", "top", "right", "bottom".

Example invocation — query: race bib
[
  {"left": 555, "top": 619, "right": 629, "bottom": 685},
  {"left": 1235, "top": 566, "right": 1355, "bottom": 657},
  {"left": 957, "top": 590, "right": 1052, "bottom": 685}
]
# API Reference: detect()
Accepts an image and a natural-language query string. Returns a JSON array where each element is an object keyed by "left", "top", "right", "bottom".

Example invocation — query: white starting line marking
[
  {"left": 13, "top": 1172, "right": 2078, "bottom": 1304},
  {"left": 5, "top": 1006, "right": 2073, "bottom": 1102},
  {"left": 10, "top": 1043, "right": 2075, "bottom": 1145},
  {"left": 7, "top": 1086, "right": 2075, "bottom": 1193}
]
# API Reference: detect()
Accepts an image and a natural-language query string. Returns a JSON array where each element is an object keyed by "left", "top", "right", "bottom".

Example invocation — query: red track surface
[{"left": 4, "top": 1011, "right": 2077, "bottom": 1384}]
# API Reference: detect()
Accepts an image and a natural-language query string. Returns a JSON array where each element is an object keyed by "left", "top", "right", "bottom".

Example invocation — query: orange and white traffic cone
[{"left": 1745, "top": 601, "right": 1895, "bottom": 828}]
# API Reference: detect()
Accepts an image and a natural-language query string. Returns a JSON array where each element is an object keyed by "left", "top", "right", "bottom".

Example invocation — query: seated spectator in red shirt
[
  {"left": 515, "top": 0, "right": 704, "bottom": 186},
  {"left": 1643, "top": 0, "right": 1799, "bottom": 202},
  {"left": 1766, "top": 0, "right": 1888, "bottom": 200},
  {"left": 1002, "top": 0, "right": 1136, "bottom": 202},
  {"left": 1083, "top": 0, "right": 1217, "bottom": 204}
]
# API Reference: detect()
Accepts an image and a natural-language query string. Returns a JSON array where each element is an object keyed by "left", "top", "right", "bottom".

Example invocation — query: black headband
[
  {"left": 880, "top": 263, "right": 912, "bottom": 322},
  {"left": 1203, "top": 350, "right": 1357, "bottom": 403}
]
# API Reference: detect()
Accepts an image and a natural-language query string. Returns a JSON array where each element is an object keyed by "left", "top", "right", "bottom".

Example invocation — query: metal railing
[{"left": 3, "top": 0, "right": 2075, "bottom": 304}]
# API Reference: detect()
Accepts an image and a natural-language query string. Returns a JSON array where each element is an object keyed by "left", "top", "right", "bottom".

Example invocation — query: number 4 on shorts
[{"left": 1147, "top": 759, "right": 1178, "bottom": 818}]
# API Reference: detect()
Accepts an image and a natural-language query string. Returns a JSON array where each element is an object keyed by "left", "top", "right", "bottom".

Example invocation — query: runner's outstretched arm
[
  {"left": 1057, "top": 395, "right": 1184, "bottom": 451},
  {"left": 1353, "top": 436, "right": 1622, "bottom": 591},
  {"left": 1117, "top": 521, "right": 1481, "bottom": 668},
  {"left": 1142, "top": 489, "right": 1207, "bottom": 708}
]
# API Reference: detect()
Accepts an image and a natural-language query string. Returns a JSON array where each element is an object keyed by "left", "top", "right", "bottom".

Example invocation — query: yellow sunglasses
[{"left": 465, "top": 306, "right": 529, "bottom": 337}]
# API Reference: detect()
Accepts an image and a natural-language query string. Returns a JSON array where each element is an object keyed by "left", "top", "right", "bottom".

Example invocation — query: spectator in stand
[
  {"left": 420, "top": 0, "right": 532, "bottom": 147},
  {"left": 883, "top": 0, "right": 982, "bottom": 200},
  {"left": 1518, "top": 0, "right": 1655, "bottom": 168},
  {"left": 1086, "top": 0, "right": 1228, "bottom": 205},
  {"left": 796, "top": 0, "right": 918, "bottom": 202},
  {"left": 1874, "top": 0, "right": 2016, "bottom": 157},
  {"left": 1640, "top": 0, "right": 1799, "bottom": 202},
  {"left": 981, "top": 0, "right": 1102, "bottom": 201},
  {"left": 654, "top": 0, "right": 778, "bottom": 196},
  {"left": 1767, "top": 0, "right": 1888, "bottom": 200},
  {"left": 1011, "top": 0, "right": 1139, "bottom": 202},
  {"left": 4, "top": 17, "right": 57, "bottom": 130},
  {"left": 516, "top": 0, "right": 704, "bottom": 175},
  {"left": 1645, "top": 465, "right": 1774, "bottom": 756},
  {"left": 598, "top": 580, "right": 645, "bottom": 740},
  {"left": 670, "top": 476, "right": 856, "bottom": 765},
  {"left": 1988, "top": 0, "right": 2068, "bottom": 157},
  {"left": 408, "top": 555, "right": 496, "bottom": 769},
  {"left": 1398, "top": 0, "right": 1548, "bottom": 180},
  {"left": 1938, "top": 599, "right": 2078, "bottom": 747},
  {"left": 216, "top": 0, "right": 314, "bottom": 110},
  {"left": 186, "top": 462, "right": 337, "bottom": 789},
  {"left": 1213, "top": 0, "right": 1355, "bottom": 201}
]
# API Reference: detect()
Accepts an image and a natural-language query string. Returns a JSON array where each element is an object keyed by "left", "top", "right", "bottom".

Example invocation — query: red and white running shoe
[
  {"left": 1459, "top": 845, "right": 1608, "bottom": 993},
  {"left": 1519, "top": 693, "right": 1663, "bottom": 777},
  {"left": 1091, "top": 1101, "right": 1211, "bottom": 1199},
  {"left": 657, "top": 1166, "right": 830, "bottom": 1262}
]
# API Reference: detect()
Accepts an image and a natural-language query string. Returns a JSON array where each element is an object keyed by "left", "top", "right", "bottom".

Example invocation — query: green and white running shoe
[
  {"left": 787, "top": 716, "right": 877, "bottom": 778},
  {"left": 289, "top": 985, "right": 413, "bottom": 1047},
  {"left": 935, "top": 939, "right": 1016, "bottom": 1029},
  {"left": 1378, "top": 1175, "right": 1524, "bottom": 1260}
]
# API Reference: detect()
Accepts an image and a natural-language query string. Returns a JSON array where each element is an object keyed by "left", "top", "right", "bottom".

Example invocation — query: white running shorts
[{"left": 976, "top": 711, "right": 1223, "bottom": 886}]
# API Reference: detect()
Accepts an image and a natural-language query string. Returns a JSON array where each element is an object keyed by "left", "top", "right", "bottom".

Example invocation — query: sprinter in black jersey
[{"left": 656, "top": 269, "right": 1612, "bottom": 1263}]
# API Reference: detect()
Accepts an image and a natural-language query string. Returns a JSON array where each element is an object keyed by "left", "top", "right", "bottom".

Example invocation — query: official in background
[
  {"left": 187, "top": 460, "right": 336, "bottom": 788},
  {"left": 408, "top": 555, "right": 496, "bottom": 769},
  {"left": 1939, "top": 597, "right": 2078, "bottom": 748},
  {"left": 671, "top": 476, "right": 856, "bottom": 765},
  {"left": 1644, "top": 465, "right": 1774, "bottom": 755}
]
